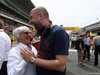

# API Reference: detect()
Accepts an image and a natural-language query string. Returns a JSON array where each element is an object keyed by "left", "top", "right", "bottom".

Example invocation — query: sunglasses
[{"left": 22, "top": 32, "right": 32, "bottom": 35}]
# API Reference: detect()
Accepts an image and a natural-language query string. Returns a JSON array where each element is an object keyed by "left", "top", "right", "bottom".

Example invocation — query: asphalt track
[{"left": 66, "top": 48, "right": 100, "bottom": 75}]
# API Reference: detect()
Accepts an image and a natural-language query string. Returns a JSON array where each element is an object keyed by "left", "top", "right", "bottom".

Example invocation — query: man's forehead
[
  {"left": 31, "top": 8, "right": 36, "bottom": 13},
  {"left": 30, "top": 10, "right": 35, "bottom": 16}
]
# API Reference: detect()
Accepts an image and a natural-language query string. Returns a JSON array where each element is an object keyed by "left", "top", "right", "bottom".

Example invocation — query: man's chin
[
  {"left": 29, "top": 41, "right": 31, "bottom": 44},
  {"left": 27, "top": 41, "right": 31, "bottom": 44}
]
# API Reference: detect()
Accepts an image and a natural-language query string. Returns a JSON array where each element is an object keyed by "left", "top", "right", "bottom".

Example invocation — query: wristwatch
[{"left": 31, "top": 57, "right": 36, "bottom": 64}]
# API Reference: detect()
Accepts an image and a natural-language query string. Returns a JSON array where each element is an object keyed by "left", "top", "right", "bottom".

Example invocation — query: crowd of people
[
  {"left": 70, "top": 33, "right": 100, "bottom": 67},
  {"left": 4, "top": 22, "right": 18, "bottom": 33},
  {"left": 0, "top": 7, "right": 29, "bottom": 24}
]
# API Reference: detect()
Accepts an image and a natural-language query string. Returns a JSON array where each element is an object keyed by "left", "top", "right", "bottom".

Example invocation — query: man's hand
[
  {"left": 88, "top": 43, "right": 92, "bottom": 46},
  {"left": 81, "top": 50, "right": 84, "bottom": 54},
  {"left": 20, "top": 47, "right": 35, "bottom": 63},
  {"left": 92, "top": 47, "right": 94, "bottom": 52}
]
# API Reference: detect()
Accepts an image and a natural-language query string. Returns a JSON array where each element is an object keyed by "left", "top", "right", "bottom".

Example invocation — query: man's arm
[
  {"left": 33, "top": 55, "right": 68, "bottom": 72},
  {"left": 20, "top": 47, "right": 68, "bottom": 72},
  {"left": 92, "top": 37, "right": 96, "bottom": 51},
  {"left": 92, "top": 42, "right": 95, "bottom": 51},
  {"left": 88, "top": 38, "right": 92, "bottom": 46},
  {"left": 79, "top": 44, "right": 84, "bottom": 53},
  {"left": 0, "top": 38, "right": 5, "bottom": 69}
]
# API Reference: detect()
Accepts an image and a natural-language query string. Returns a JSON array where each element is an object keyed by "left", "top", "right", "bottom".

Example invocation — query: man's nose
[{"left": 29, "top": 20, "right": 31, "bottom": 24}]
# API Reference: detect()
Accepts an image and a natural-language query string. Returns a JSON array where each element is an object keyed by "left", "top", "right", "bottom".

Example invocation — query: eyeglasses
[{"left": 22, "top": 32, "right": 32, "bottom": 35}]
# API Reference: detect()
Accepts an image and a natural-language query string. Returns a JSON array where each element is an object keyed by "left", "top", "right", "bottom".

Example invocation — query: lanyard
[{"left": 37, "top": 35, "right": 43, "bottom": 57}]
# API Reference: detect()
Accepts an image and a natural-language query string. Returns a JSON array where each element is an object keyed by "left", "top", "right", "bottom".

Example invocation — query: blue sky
[{"left": 31, "top": 0, "right": 100, "bottom": 29}]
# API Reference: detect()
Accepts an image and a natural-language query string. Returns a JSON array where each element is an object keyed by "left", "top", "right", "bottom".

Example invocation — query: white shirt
[
  {"left": 84, "top": 37, "right": 91, "bottom": 45},
  {"left": 94, "top": 35, "right": 100, "bottom": 46},
  {"left": 7, "top": 42, "right": 37, "bottom": 75},
  {"left": 0, "top": 29, "right": 11, "bottom": 69},
  {"left": 71, "top": 36, "right": 76, "bottom": 41}
]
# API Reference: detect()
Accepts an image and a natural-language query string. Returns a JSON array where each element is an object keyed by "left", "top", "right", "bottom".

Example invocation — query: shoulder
[
  {"left": 95, "top": 36, "right": 100, "bottom": 39},
  {"left": 52, "top": 25, "right": 65, "bottom": 32},
  {"left": 88, "top": 37, "right": 90, "bottom": 39},
  {"left": 9, "top": 47, "right": 16, "bottom": 55},
  {"left": 0, "top": 32, "right": 7, "bottom": 37},
  {"left": 78, "top": 39, "right": 83, "bottom": 42},
  {"left": 52, "top": 25, "right": 68, "bottom": 35},
  {"left": 0, "top": 32, "right": 10, "bottom": 41},
  {"left": 94, "top": 36, "right": 98, "bottom": 39},
  {"left": 10, "top": 45, "right": 20, "bottom": 52},
  {"left": 9, "top": 46, "right": 21, "bottom": 58}
]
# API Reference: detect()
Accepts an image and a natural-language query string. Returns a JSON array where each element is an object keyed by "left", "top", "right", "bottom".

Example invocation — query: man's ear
[{"left": 38, "top": 12, "right": 43, "bottom": 20}]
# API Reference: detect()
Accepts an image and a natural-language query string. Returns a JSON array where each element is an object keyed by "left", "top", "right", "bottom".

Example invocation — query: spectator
[
  {"left": 83, "top": 34, "right": 92, "bottom": 61},
  {"left": 71, "top": 35, "right": 76, "bottom": 48},
  {"left": 8, "top": 29, "right": 13, "bottom": 47},
  {"left": 76, "top": 34, "right": 85, "bottom": 66},
  {"left": 93, "top": 31, "right": 100, "bottom": 66},
  {"left": 0, "top": 19, "right": 11, "bottom": 75}
]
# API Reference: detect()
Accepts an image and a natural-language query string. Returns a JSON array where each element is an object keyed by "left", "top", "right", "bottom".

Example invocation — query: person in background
[
  {"left": 77, "top": 35, "right": 80, "bottom": 40},
  {"left": 69, "top": 36, "right": 72, "bottom": 48},
  {"left": 0, "top": 19, "right": 11, "bottom": 75},
  {"left": 93, "top": 31, "right": 100, "bottom": 66},
  {"left": 20, "top": 6, "right": 69, "bottom": 75},
  {"left": 76, "top": 34, "right": 85, "bottom": 66},
  {"left": 83, "top": 34, "right": 92, "bottom": 61},
  {"left": 71, "top": 35, "right": 76, "bottom": 48},
  {"left": 7, "top": 26, "right": 37, "bottom": 75},
  {"left": 30, "top": 28, "right": 34, "bottom": 41},
  {"left": 8, "top": 29, "right": 13, "bottom": 47}
]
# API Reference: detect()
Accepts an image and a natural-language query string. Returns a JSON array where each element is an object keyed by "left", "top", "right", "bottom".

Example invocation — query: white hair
[{"left": 13, "top": 26, "right": 30, "bottom": 43}]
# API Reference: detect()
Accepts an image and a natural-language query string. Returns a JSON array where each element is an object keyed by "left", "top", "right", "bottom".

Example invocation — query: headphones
[{"left": 37, "top": 25, "right": 51, "bottom": 36}]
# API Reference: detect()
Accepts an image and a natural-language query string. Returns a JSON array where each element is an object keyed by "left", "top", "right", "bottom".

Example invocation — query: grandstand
[
  {"left": 0, "top": 0, "right": 35, "bottom": 33},
  {"left": 69, "top": 21, "right": 100, "bottom": 36}
]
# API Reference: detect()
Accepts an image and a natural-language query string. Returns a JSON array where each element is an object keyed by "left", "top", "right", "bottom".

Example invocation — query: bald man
[{"left": 20, "top": 6, "right": 69, "bottom": 75}]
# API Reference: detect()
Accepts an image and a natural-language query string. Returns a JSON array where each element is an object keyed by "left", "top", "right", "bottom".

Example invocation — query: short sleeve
[{"left": 54, "top": 30, "right": 69, "bottom": 55}]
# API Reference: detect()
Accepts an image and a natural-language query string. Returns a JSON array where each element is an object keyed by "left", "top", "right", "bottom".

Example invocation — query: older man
[
  {"left": 0, "top": 19, "right": 11, "bottom": 75},
  {"left": 20, "top": 6, "right": 69, "bottom": 75},
  {"left": 7, "top": 26, "right": 37, "bottom": 75}
]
